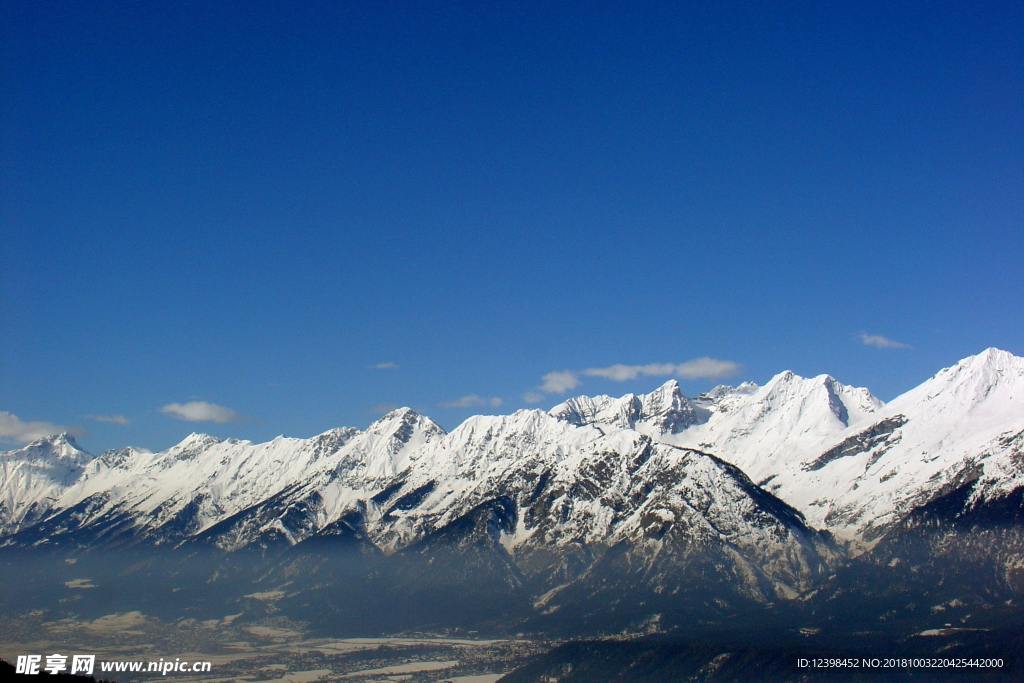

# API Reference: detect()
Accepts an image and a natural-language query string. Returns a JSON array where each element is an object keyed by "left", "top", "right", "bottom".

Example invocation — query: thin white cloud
[
  {"left": 859, "top": 333, "right": 911, "bottom": 350},
  {"left": 86, "top": 414, "right": 130, "bottom": 425},
  {"left": 439, "top": 395, "right": 504, "bottom": 409},
  {"left": 0, "top": 411, "right": 69, "bottom": 444},
  {"left": 540, "top": 370, "right": 581, "bottom": 394},
  {"left": 371, "top": 403, "right": 400, "bottom": 415},
  {"left": 371, "top": 361, "right": 399, "bottom": 370},
  {"left": 160, "top": 401, "right": 239, "bottom": 423},
  {"left": 583, "top": 363, "right": 670, "bottom": 381},
  {"left": 532, "top": 357, "right": 741, "bottom": 397},
  {"left": 583, "top": 358, "right": 741, "bottom": 382},
  {"left": 673, "top": 357, "right": 742, "bottom": 380}
]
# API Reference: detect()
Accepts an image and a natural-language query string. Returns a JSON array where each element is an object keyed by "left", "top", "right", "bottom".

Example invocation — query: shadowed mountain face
[
  {"left": 0, "top": 439, "right": 838, "bottom": 637},
  {"left": 1, "top": 350, "right": 1023, "bottom": 648}
]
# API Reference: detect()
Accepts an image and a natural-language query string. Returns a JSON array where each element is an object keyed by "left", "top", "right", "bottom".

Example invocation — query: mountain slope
[
  {"left": 544, "top": 349, "right": 1023, "bottom": 545},
  {"left": 549, "top": 374, "right": 882, "bottom": 489},
  {"left": 1, "top": 347, "right": 1021, "bottom": 635},
  {"left": 0, "top": 433, "right": 91, "bottom": 535},
  {"left": 2, "top": 409, "right": 445, "bottom": 548},
  {"left": 787, "top": 347, "right": 1024, "bottom": 542}
]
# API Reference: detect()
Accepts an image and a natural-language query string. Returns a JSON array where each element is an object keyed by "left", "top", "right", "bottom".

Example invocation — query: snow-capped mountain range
[
  {"left": 2, "top": 348, "right": 1022, "bottom": 607},
  {"left": 549, "top": 348, "right": 1023, "bottom": 542}
]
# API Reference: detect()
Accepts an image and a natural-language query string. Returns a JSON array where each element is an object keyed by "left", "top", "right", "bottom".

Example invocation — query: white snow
[{"left": 2, "top": 348, "right": 1021, "bottom": 557}]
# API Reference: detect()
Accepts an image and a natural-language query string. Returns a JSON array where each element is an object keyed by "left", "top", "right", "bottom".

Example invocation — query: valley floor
[{"left": 0, "top": 612, "right": 550, "bottom": 682}]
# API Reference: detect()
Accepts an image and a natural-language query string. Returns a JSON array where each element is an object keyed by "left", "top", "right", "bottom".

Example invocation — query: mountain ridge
[
  {"left": 2, "top": 344, "right": 1015, "bottom": 557},
  {"left": 3, "top": 348, "right": 1020, "bottom": 549},
  {"left": 2, "top": 347, "right": 1021, "bottom": 638}
]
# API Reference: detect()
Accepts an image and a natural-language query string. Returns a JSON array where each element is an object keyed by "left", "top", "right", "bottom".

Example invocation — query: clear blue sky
[{"left": 2, "top": 1, "right": 1022, "bottom": 452}]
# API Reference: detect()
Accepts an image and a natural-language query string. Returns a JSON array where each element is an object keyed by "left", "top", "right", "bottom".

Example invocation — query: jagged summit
[
  {"left": 172, "top": 432, "right": 221, "bottom": 448},
  {"left": 549, "top": 378, "right": 701, "bottom": 434},
  {"left": 0, "top": 348, "right": 1020, "bottom": 640},
  {"left": 653, "top": 377, "right": 681, "bottom": 393},
  {"left": 0, "top": 348, "right": 1020, "bottom": 550},
  {"left": 23, "top": 431, "right": 80, "bottom": 448},
  {"left": 662, "top": 369, "right": 883, "bottom": 487},
  {"left": 768, "top": 369, "right": 797, "bottom": 384},
  {"left": 368, "top": 406, "right": 446, "bottom": 437},
  {"left": 759, "top": 369, "right": 871, "bottom": 407},
  {"left": 743, "top": 348, "right": 1024, "bottom": 541},
  {"left": 45, "top": 431, "right": 81, "bottom": 447},
  {"left": 8, "top": 431, "right": 91, "bottom": 463},
  {"left": 0, "top": 432, "right": 92, "bottom": 534},
  {"left": 166, "top": 432, "right": 225, "bottom": 462},
  {"left": 699, "top": 381, "right": 758, "bottom": 401},
  {"left": 373, "top": 406, "right": 420, "bottom": 421}
]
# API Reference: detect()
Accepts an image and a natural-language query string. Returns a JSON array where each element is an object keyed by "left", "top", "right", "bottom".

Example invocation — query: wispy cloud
[
  {"left": 86, "top": 414, "right": 130, "bottom": 425},
  {"left": 859, "top": 332, "right": 911, "bottom": 350},
  {"left": 160, "top": 401, "right": 240, "bottom": 423},
  {"left": 371, "top": 361, "right": 399, "bottom": 370},
  {"left": 0, "top": 411, "right": 69, "bottom": 444},
  {"left": 540, "top": 370, "right": 581, "bottom": 394},
  {"left": 532, "top": 357, "right": 741, "bottom": 397},
  {"left": 371, "top": 403, "right": 400, "bottom": 415},
  {"left": 439, "top": 395, "right": 504, "bottom": 409},
  {"left": 583, "top": 357, "right": 741, "bottom": 382}
]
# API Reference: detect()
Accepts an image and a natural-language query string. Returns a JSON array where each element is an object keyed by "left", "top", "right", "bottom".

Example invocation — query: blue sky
[{"left": 2, "top": 2, "right": 1022, "bottom": 452}]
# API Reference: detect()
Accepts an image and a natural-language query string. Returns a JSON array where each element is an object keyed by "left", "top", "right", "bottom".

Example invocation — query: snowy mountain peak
[
  {"left": 892, "top": 347, "right": 1023, "bottom": 412},
  {"left": 167, "top": 432, "right": 223, "bottom": 460},
  {"left": 311, "top": 425, "right": 359, "bottom": 441},
  {"left": 175, "top": 432, "right": 219, "bottom": 446},
  {"left": 939, "top": 347, "right": 1022, "bottom": 379},
  {"left": 699, "top": 381, "right": 759, "bottom": 403},
  {"left": 1, "top": 348, "right": 1018, "bottom": 552},
  {"left": 969, "top": 346, "right": 1019, "bottom": 365},
  {"left": 49, "top": 431, "right": 80, "bottom": 446},
  {"left": 654, "top": 378, "right": 681, "bottom": 394},
  {"left": 28, "top": 431, "right": 78, "bottom": 448},
  {"left": 763, "top": 369, "right": 841, "bottom": 396},
  {"left": 369, "top": 407, "right": 445, "bottom": 436},
  {"left": 8, "top": 432, "right": 91, "bottom": 464},
  {"left": 764, "top": 369, "right": 816, "bottom": 389},
  {"left": 0, "top": 432, "right": 92, "bottom": 534},
  {"left": 750, "top": 348, "right": 1023, "bottom": 541},
  {"left": 95, "top": 446, "right": 150, "bottom": 470},
  {"left": 942, "top": 346, "right": 1021, "bottom": 377},
  {"left": 363, "top": 408, "right": 446, "bottom": 461},
  {"left": 756, "top": 371, "right": 882, "bottom": 422},
  {"left": 548, "top": 380, "right": 700, "bottom": 434},
  {"left": 774, "top": 369, "right": 797, "bottom": 383},
  {"left": 664, "top": 370, "right": 883, "bottom": 487},
  {"left": 372, "top": 407, "right": 416, "bottom": 423},
  {"left": 637, "top": 379, "right": 701, "bottom": 433}
]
